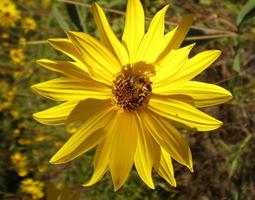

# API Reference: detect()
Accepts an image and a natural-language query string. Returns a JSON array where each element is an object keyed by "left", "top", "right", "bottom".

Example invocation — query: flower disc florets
[{"left": 112, "top": 67, "right": 152, "bottom": 112}]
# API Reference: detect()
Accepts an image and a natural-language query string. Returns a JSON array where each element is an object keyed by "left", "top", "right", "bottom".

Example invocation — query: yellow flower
[
  {"left": 11, "top": 152, "right": 29, "bottom": 176},
  {"left": 19, "top": 37, "right": 27, "bottom": 47},
  {"left": 9, "top": 48, "right": 25, "bottom": 65},
  {"left": 11, "top": 152, "right": 27, "bottom": 167},
  {"left": 21, "top": 178, "right": 44, "bottom": 200},
  {"left": 21, "top": 17, "right": 37, "bottom": 32},
  {"left": 10, "top": 110, "right": 19, "bottom": 119},
  {"left": 13, "top": 128, "right": 21, "bottom": 137},
  {"left": 1, "top": 32, "right": 10, "bottom": 39},
  {"left": 32, "top": 0, "right": 232, "bottom": 190},
  {"left": 18, "top": 138, "right": 32, "bottom": 145},
  {"left": 34, "top": 133, "right": 49, "bottom": 142},
  {"left": 0, "top": 0, "right": 20, "bottom": 27},
  {"left": 18, "top": 167, "right": 28, "bottom": 177}
]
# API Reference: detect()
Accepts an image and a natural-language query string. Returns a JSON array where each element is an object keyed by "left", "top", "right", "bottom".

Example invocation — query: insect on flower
[{"left": 32, "top": 0, "right": 232, "bottom": 191}]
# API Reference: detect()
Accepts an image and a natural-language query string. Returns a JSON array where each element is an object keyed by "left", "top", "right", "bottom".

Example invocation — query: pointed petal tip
[
  {"left": 91, "top": 1, "right": 99, "bottom": 8},
  {"left": 49, "top": 157, "right": 58, "bottom": 165},
  {"left": 82, "top": 181, "right": 94, "bottom": 187},
  {"left": 47, "top": 38, "right": 59, "bottom": 44},
  {"left": 148, "top": 183, "right": 155, "bottom": 190},
  {"left": 36, "top": 59, "right": 44, "bottom": 64},
  {"left": 49, "top": 154, "right": 65, "bottom": 165},
  {"left": 113, "top": 183, "right": 122, "bottom": 192},
  {"left": 171, "top": 179, "right": 177, "bottom": 187}
]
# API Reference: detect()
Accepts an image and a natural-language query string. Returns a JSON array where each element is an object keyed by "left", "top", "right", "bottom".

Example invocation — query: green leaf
[
  {"left": 236, "top": 0, "right": 255, "bottom": 26},
  {"left": 233, "top": 52, "right": 241, "bottom": 73},
  {"left": 229, "top": 158, "right": 239, "bottom": 178},
  {"left": 52, "top": 5, "right": 71, "bottom": 31},
  {"left": 66, "top": 4, "right": 83, "bottom": 31}
]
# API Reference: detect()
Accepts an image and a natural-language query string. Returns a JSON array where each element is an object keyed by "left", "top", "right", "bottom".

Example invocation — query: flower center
[{"left": 112, "top": 70, "right": 152, "bottom": 112}]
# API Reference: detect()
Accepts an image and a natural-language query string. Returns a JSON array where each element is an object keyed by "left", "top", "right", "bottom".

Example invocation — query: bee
[{"left": 129, "top": 75, "right": 152, "bottom": 93}]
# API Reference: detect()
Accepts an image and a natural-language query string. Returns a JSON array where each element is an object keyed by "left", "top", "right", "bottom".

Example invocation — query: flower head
[
  {"left": 21, "top": 178, "right": 44, "bottom": 200},
  {"left": 21, "top": 17, "right": 37, "bottom": 33},
  {"left": 0, "top": 0, "right": 20, "bottom": 27},
  {"left": 32, "top": 0, "right": 232, "bottom": 190},
  {"left": 10, "top": 48, "right": 25, "bottom": 65}
]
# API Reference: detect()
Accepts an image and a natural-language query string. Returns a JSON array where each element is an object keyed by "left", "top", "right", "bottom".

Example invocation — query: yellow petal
[
  {"left": 92, "top": 3, "right": 129, "bottom": 66},
  {"left": 142, "top": 110, "right": 193, "bottom": 170},
  {"left": 33, "top": 101, "right": 79, "bottom": 125},
  {"left": 153, "top": 81, "right": 232, "bottom": 108},
  {"left": 83, "top": 116, "right": 117, "bottom": 187},
  {"left": 156, "top": 26, "right": 178, "bottom": 61},
  {"left": 152, "top": 44, "right": 194, "bottom": 87},
  {"left": 122, "top": 0, "right": 145, "bottom": 63},
  {"left": 135, "top": 5, "right": 169, "bottom": 64},
  {"left": 31, "top": 77, "right": 111, "bottom": 101},
  {"left": 67, "top": 31, "right": 121, "bottom": 85},
  {"left": 109, "top": 112, "right": 138, "bottom": 191},
  {"left": 148, "top": 97, "right": 223, "bottom": 131},
  {"left": 67, "top": 99, "right": 112, "bottom": 123},
  {"left": 134, "top": 113, "right": 156, "bottom": 189},
  {"left": 171, "top": 50, "right": 222, "bottom": 82},
  {"left": 48, "top": 38, "right": 83, "bottom": 64},
  {"left": 154, "top": 148, "right": 177, "bottom": 187},
  {"left": 37, "top": 59, "right": 89, "bottom": 80},
  {"left": 157, "top": 15, "right": 193, "bottom": 61},
  {"left": 83, "top": 141, "right": 108, "bottom": 187},
  {"left": 50, "top": 107, "right": 114, "bottom": 164}
]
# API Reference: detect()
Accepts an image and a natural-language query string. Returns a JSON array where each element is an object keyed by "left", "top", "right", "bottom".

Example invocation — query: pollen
[{"left": 112, "top": 71, "right": 152, "bottom": 112}]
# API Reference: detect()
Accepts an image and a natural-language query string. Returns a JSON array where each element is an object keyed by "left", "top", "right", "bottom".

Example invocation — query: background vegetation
[{"left": 0, "top": 0, "right": 254, "bottom": 199}]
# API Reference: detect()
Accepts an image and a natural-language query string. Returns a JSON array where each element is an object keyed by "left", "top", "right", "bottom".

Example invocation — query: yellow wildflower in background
[
  {"left": 32, "top": 0, "right": 232, "bottom": 190},
  {"left": 21, "top": 17, "right": 37, "bottom": 33},
  {"left": 19, "top": 37, "right": 27, "bottom": 47},
  {"left": 0, "top": 0, "right": 20, "bottom": 27},
  {"left": 10, "top": 48, "right": 25, "bottom": 65},
  {"left": 11, "top": 152, "right": 29, "bottom": 177},
  {"left": 1, "top": 32, "right": 10, "bottom": 39},
  {"left": 21, "top": 178, "right": 44, "bottom": 200}
]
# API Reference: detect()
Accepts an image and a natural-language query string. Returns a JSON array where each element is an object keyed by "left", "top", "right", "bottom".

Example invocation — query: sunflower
[{"left": 32, "top": 0, "right": 232, "bottom": 190}]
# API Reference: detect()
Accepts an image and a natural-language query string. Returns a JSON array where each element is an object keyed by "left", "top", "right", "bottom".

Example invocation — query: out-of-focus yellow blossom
[
  {"left": 3, "top": 42, "right": 9, "bottom": 47},
  {"left": 13, "top": 71, "right": 24, "bottom": 79},
  {"left": 1, "top": 32, "right": 10, "bottom": 39},
  {"left": 42, "top": 0, "right": 52, "bottom": 9},
  {"left": 3, "top": 88, "right": 16, "bottom": 102},
  {"left": 18, "top": 138, "right": 32, "bottom": 145},
  {"left": 18, "top": 167, "right": 28, "bottom": 177},
  {"left": 9, "top": 48, "right": 25, "bottom": 65},
  {"left": 21, "top": 17, "right": 37, "bottom": 33},
  {"left": 10, "top": 110, "right": 19, "bottom": 119},
  {"left": 19, "top": 37, "right": 27, "bottom": 47},
  {"left": 21, "top": 178, "right": 44, "bottom": 200},
  {"left": 66, "top": 123, "right": 78, "bottom": 134},
  {"left": 54, "top": 140, "right": 63, "bottom": 148},
  {"left": 11, "top": 152, "right": 29, "bottom": 176},
  {"left": 11, "top": 152, "right": 27, "bottom": 166},
  {"left": 13, "top": 128, "right": 21, "bottom": 137},
  {"left": 0, "top": 0, "right": 20, "bottom": 27},
  {"left": 38, "top": 165, "right": 48, "bottom": 173},
  {"left": 35, "top": 133, "right": 50, "bottom": 142}
]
